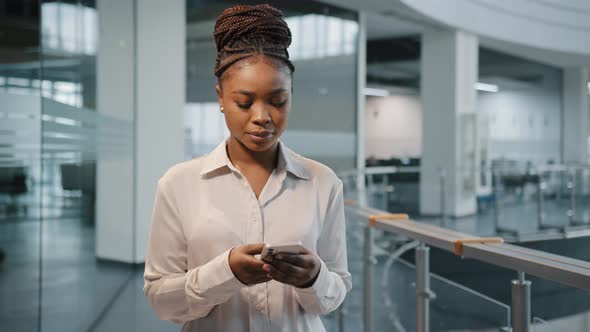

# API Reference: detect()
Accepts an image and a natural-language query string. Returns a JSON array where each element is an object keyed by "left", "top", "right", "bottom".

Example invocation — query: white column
[
  {"left": 562, "top": 67, "right": 590, "bottom": 164},
  {"left": 96, "top": 0, "right": 184, "bottom": 263},
  {"left": 356, "top": 12, "right": 367, "bottom": 206},
  {"left": 419, "top": 29, "right": 479, "bottom": 217}
]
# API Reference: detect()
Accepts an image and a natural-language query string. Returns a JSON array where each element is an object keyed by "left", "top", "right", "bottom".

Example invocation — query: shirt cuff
[
  {"left": 293, "top": 258, "right": 330, "bottom": 296},
  {"left": 186, "top": 248, "right": 245, "bottom": 295}
]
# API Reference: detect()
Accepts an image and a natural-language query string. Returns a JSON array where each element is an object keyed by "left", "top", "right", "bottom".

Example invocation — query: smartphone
[{"left": 259, "top": 243, "right": 305, "bottom": 262}]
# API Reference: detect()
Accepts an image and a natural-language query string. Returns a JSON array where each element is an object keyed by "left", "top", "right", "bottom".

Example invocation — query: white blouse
[{"left": 143, "top": 140, "right": 352, "bottom": 332}]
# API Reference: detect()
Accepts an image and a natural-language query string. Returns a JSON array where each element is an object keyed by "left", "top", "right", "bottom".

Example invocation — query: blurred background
[{"left": 0, "top": 0, "right": 589, "bottom": 331}]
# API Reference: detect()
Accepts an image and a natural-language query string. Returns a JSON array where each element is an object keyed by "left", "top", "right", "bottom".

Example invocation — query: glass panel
[
  {"left": 429, "top": 271, "right": 510, "bottom": 330},
  {"left": 39, "top": 1, "right": 134, "bottom": 331},
  {"left": 533, "top": 317, "right": 552, "bottom": 332},
  {"left": 572, "top": 166, "right": 590, "bottom": 225},
  {"left": 329, "top": 209, "right": 367, "bottom": 332},
  {"left": 530, "top": 280, "right": 590, "bottom": 332},
  {"left": 375, "top": 248, "right": 510, "bottom": 331},
  {"left": 0, "top": 1, "right": 42, "bottom": 331},
  {"left": 343, "top": 207, "right": 511, "bottom": 332}
]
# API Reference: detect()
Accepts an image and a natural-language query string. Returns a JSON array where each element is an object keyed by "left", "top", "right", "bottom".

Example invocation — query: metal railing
[
  {"left": 340, "top": 203, "right": 590, "bottom": 332},
  {"left": 490, "top": 163, "right": 590, "bottom": 240},
  {"left": 339, "top": 163, "right": 590, "bottom": 241}
]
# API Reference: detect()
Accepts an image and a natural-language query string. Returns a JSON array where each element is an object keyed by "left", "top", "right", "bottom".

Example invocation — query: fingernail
[{"left": 263, "top": 265, "right": 270, "bottom": 272}]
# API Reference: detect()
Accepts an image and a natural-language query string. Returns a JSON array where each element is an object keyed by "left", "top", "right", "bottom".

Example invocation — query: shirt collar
[{"left": 200, "top": 139, "right": 310, "bottom": 180}]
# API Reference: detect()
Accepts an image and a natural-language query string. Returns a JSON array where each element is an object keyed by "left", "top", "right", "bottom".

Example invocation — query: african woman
[{"left": 144, "top": 5, "right": 351, "bottom": 331}]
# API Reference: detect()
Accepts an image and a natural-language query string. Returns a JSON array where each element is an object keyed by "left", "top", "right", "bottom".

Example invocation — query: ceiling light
[
  {"left": 475, "top": 82, "right": 499, "bottom": 92},
  {"left": 364, "top": 88, "right": 390, "bottom": 97}
]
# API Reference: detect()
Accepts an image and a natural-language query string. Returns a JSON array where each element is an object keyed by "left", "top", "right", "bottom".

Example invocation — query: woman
[{"left": 144, "top": 4, "right": 351, "bottom": 331}]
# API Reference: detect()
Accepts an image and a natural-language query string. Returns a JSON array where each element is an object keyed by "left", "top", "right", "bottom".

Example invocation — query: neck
[{"left": 227, "top": 136, "right": 279, "bottom": 172}]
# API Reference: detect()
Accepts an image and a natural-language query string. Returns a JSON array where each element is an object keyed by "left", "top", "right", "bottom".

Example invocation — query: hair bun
[
  {"left": 213, "top": 4, "right": 294, "bottom": 77},
  {"left": 214, "top": 4, "right": 291, "bottom": 52}
]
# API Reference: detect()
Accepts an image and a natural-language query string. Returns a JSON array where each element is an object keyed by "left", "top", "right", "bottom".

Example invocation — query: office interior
[{"left": 1, "top": 0, "right": 589, "bottom": 331}]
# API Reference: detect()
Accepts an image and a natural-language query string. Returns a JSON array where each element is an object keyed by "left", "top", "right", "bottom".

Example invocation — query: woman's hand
[
  {"left": 262, "top": 248, "right": 320, "bottom": 288},
  {"left": 229, "top": 243, "right": 271, "bottom": 285}
]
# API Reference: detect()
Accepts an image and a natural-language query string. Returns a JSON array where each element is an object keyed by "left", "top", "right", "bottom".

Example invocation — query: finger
[
  {"left": 243, "top": 257, "right": 267, "bottom": 272},
  {"left": 275, "top": 253, "right": 312, "bottom": 268},
  {"left": 241, "top": 243, "right": 266, "bottom": 255},
  {"left": 268, "top": 259, "right": 303, "bottom": 276},
  {"left": 265, "top": 264, "right": 298, "bottom": 284}
]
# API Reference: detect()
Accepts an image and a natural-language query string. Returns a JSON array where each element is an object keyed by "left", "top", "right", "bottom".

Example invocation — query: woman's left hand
[{"left": 262, "top": 248, "right": 320, "bottom": 288}]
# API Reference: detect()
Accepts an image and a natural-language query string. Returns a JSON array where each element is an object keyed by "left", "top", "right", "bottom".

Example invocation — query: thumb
[{"left": 241, "top": 243, "right": 266, "bottom": 255}]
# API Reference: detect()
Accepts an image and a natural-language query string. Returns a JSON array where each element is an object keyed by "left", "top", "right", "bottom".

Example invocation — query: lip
[
  {"left": 247, "top": 131, "right": 274, "bottom": 143},
  {"left": 248, "top": 131, "right": 273, "bottom": 137}
]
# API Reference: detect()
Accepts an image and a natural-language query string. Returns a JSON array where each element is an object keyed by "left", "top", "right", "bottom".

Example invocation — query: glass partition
[
  {"left": 39, "top": 1, "right": 134, "bottom": 331},
  {"left": 0, "top": 1, "right": 42, "bottom": 331}
]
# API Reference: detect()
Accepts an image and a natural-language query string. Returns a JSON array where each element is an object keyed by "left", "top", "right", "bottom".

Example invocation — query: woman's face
[{"left": 216, "top": 55, "right": 292, "bottom": 153}]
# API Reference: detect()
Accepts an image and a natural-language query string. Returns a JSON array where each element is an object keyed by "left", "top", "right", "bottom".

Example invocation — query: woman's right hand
[{"left": 229, "top": 243, "right": 271, "bottom": 285}]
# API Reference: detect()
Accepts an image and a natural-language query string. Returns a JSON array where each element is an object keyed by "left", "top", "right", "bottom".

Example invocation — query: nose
[{"left": 252, "top": 104, "right": 271, "bottom": 126}]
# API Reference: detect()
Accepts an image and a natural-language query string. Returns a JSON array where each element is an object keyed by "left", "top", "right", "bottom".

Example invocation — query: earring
[{"left": 220, "top": 106, "right": 224, "bottom": 112}]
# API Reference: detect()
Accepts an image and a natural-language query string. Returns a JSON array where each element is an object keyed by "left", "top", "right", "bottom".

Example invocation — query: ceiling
[{"left": 317, "top": 0, "right": 590, "bottom": 68}]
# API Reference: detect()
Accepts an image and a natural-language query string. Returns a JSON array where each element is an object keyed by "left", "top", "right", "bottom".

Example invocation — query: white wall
[
  {"left": 478, "top": 67, "right": 562, "bottom": 164},
  {"left": 562, "top": 67, "right": 590, "bottom": 163},
  {"left": 96, "top": 0, "right": 136, "bottom": 263},
  {"left": 364, "top": 93, "right": 421, "bottom": 159},
  {"left": 364, "top": 67, "right": 563, "bottom": 166},
  {"left": 135, "top": 0, "right": 185, "bottom": 262},
  {"left": 96, "top": 0, "right": 185, "bottom": 263}
]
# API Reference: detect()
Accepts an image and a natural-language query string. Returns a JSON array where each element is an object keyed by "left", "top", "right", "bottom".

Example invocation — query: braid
[{"left": 213, "top": 4, "right": 294, "bottom": 78}]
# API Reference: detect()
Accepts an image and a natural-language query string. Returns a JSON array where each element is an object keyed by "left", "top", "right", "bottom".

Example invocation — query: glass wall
[
  {"left": 1, "top": 1, "right": 135, "bottom": 331},
  {"left": 39, "top": 1, "right": 135, "bottom": 332},
  {"left": 0, "top": 1, "right": 42, "bottom": 331},
  {"left": 2, "top": 1, "right": 359, "bottom": 331}
]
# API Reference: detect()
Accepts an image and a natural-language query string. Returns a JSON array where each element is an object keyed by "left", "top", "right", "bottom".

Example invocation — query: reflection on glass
[
  {"left": 41, "top": 2, "right": 97, "bottom": 55},
  {"left": 38, "top": 1, "right": 135, "bottom": 332},
  {"left": 184, "top": 102, "right": 229, "bottom": 159},
  {"left": 0, "top": 1, "right": 43, "bottom": 331},
  {"left": 286, "top": 14, "right": 357, "bottom": 61}
]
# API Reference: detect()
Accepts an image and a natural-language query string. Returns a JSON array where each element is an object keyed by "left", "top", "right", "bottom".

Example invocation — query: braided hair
[{"left": 213, "top": 4, "right": 294, "bottom": 80}]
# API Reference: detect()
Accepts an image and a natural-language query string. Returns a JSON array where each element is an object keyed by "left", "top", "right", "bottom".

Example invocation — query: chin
[
  {"left": 238, "top": 135, "right": 277, "bottom": 152},
  {"left": 245, "top": 140, "right": 276, "bottom": 152}
]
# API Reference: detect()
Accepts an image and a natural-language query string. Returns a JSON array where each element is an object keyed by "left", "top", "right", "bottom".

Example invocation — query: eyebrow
[{"left": 231, "top": 88, "right": 288, "bottom": 96}]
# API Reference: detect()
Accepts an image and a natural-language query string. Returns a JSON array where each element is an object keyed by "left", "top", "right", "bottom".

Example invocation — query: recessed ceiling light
[
  {"left": 475, "top": 82, "right": 499, "bottom": 93},
  {"left": 364, "top": 88, "right": 390, "bottom": 96}
]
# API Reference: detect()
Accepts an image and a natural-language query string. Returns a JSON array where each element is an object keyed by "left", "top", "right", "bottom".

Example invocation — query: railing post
[
  {"left": 363, "top": 224, "right": 374, "bottom": 332},
  {"left": 537, "top": 173, "right": 546, "bottom": 228},
  {"left": 337, "top": 303, "right": 346, "bottom": 332},
  {"left": 416, "top": 243, "right": 431, "bottom": 332},
  {"left": 511, "top": 272, "right": 532, "bottom": 332},
  {"left": 493, "top": 167, "right": 502, "bottom": 231},
  {"left": 439, "top": 168, "right": 447, "bottom": 225},
  {"left": 567, "top": 168, "right": 578, "bottom": 226}
]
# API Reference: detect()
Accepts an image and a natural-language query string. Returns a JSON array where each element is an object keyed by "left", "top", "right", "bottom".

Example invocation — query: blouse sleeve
[
  {"left": 143, "top": 178, "right": 245, "bottom": 324},
  {"left": 292, "top": 179, "right": 352, "bottom": 314}
]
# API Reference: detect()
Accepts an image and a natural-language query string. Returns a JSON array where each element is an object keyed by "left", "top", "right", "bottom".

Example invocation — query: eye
[
  {"left": 271, "top": 100, "right": 287, "bottom": 108},
  {"left": 236, "top": 102, "right": 252, "bottom": 109}
]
